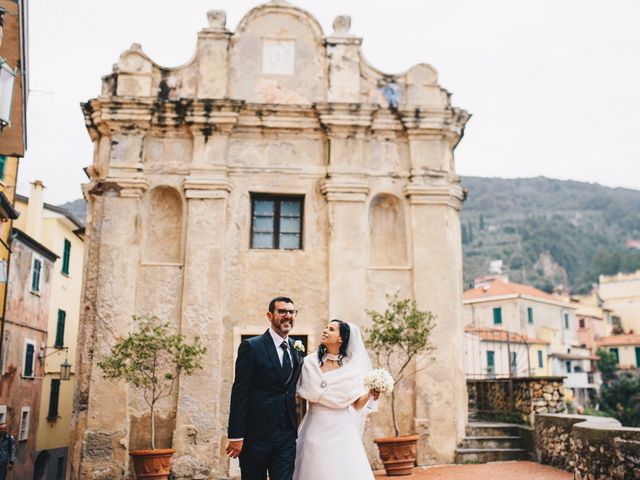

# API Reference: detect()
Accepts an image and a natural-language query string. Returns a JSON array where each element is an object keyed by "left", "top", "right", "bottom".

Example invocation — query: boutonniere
[{"left": 293, "top": 340, "right": 305, "bottom": 354}]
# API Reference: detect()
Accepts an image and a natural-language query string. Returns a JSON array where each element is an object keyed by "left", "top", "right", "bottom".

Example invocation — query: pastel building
[
  {"left": 463, "top": 277, "right": 598, "bottom": 405},
  {"left": 14, "top": 182, "right": 84, "bottom": 480},
  {"left": 596, "top": 334, "right": 640, "bottom": 370}
]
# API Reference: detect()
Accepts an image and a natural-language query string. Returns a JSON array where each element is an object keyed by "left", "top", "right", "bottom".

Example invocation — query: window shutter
[
  {"left": 538, "top": 350, "right": 544, "bottom": 368},
  {"left": 31, "top": 258, "right": 42, "bottom": 292},
  {"left": 62, "top": 239, "right": 71, "bottom": 275},
  {"left": 48, "top": 379, "right": 61, "bottom": 420},
  {"left": 24, "top": 343, "right": 34, "bottom": 376},
  {"left": 55, "top": 310, "right": 66, "bottom": 347}
]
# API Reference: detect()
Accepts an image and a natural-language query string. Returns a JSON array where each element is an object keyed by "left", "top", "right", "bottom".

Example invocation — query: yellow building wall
[
  {"left": 528, "top": 344, "right": 552, "bottom": 376},
  {"left": 0, "top": 155, "right": 19, "bottom": 351},
  {"left": 599, "top": 271, "right": 640, "bottom": 333},
  {"left": 602, "top": 345, "right": 640, "bottom": 369},
  {"left": 14, "top": 196, "right": 84, "bottom": 458}
]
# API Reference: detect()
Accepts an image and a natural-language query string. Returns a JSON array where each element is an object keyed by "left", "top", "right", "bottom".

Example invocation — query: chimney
[{"left": 25, "top": 180, "right": 45, "bottom": 242}]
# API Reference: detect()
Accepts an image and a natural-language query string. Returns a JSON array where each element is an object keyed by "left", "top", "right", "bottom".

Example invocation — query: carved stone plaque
[{"left": 262, "top": 39, "right": 295, "bottom": 75}]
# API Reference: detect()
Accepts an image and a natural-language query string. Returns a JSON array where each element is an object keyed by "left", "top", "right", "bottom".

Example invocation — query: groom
[{"left": 226, "top": 296, "right": 302, "bottom": 480}]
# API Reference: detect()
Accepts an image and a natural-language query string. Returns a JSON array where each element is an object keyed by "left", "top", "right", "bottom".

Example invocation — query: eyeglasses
[{"left": 276, "top": 309, "right": 298, "bottom": 316}]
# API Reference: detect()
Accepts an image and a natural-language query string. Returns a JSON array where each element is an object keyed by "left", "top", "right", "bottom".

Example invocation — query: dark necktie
[{"left": 281, "top": 341, "right": 292, "bottom": 382}]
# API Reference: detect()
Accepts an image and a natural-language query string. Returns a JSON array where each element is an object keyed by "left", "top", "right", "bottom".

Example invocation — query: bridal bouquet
[
  {"left": 364, "top": 368, "right": 394, "bottom": 395},
  {"left": 364, "top": 369, "right": 394, "bottom": 410}
]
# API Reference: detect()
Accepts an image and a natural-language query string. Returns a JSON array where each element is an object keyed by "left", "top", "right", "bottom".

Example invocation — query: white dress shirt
[{"left": 269, "top": 327, "right": 292, "bottom": 366}]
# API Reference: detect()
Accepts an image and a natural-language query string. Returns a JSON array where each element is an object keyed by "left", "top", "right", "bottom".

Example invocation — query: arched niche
[
  {"left": 143, "top": 186, "right": 183, "bottom": 264},
  {"left": 369, "top": 194, "right": 408, "bottom": 267}
]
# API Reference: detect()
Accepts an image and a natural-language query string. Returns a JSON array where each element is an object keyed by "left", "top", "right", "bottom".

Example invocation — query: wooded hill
[
  {"left": 59, "top": 176, "right": 640, "bottom": 294},
  {"left": 460, "top": 176, "right": 640, "bottom": 293}
]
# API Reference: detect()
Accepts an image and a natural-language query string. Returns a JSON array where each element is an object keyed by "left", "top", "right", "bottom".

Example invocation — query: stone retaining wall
[
  {"left": 467, "top": 377, "right": 567, "bottom": 424},
  {"left": 536, "top": 413, "right": 640, "bottom": 479}
]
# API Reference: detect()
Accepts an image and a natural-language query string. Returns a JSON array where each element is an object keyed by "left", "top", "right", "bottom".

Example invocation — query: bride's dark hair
[{"left": 318, "top": 319, "right": 350, "bottom": 366}]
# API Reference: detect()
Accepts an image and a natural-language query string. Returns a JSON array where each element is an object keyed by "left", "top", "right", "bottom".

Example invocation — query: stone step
[
  {"left": 454, "top": 447, "right": 530, "bottom": 464},
  {"left": 465, "top": 422, "right": 521, "bottom": 437},
  {"left": 459, "top": 435, "right": 523, "bottom": 449}
]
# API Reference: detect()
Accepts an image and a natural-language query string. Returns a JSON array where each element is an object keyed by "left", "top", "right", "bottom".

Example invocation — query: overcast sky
[{"left": 20, "top": 0, "right": 640, "bottom": 204}]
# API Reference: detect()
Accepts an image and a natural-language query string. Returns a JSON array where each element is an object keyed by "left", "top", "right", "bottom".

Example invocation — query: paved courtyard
[{"left": 375, "top": 461, "right": 572, "bottom": 480}]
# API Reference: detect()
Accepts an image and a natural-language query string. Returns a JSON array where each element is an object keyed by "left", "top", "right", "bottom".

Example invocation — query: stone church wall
[{"left": 70, "top": 2, "right": 471, "bottom": 478}]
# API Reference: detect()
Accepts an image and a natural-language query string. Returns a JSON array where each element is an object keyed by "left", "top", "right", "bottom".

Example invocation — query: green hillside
[
  {"left": 59, "top": 176, "right": 640, "bottom": 294},
  {"left": 460, "top": 176, "right": 640, "bottom": 293}
]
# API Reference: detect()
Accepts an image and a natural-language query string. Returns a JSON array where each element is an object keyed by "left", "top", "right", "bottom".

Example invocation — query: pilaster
[
  {"left": 405, "top": 183, "right": 467, "bottom": 464},
  {"left": 196, "top": 11, "right": 232, "bottom": 99},
  {"left": 320, "top": 179, "right": 369, "bottom": 322},
  {"left": 325, "top": 16, "right": 363, "bottom": 103},
  {"left": 77, "top": 183, "right": 147, "bottom": 479},
  {"left": 172, "top": 182, "right": 230, "bottom": 479}
]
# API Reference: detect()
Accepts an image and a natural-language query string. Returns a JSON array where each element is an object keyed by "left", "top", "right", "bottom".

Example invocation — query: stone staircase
[{"left": 455, "top": 421, "right": 531, "bottom": 464}]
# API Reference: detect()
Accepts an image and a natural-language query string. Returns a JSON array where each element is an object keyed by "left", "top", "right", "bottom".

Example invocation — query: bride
[{"left": 294, "top": 319, "right": 379, "bottom": 479}]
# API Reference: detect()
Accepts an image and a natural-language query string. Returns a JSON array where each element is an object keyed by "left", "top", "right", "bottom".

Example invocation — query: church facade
[{"left": 71, "top": 2, "right": 470, "bottom": 478}]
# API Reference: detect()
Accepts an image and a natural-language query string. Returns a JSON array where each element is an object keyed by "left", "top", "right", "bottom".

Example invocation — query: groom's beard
[
  {"left": 274, "top": 317, "right": 294, "bottom": 336},
  {"left": 280, "top": 319, "right": 293, "bottom": 335}
]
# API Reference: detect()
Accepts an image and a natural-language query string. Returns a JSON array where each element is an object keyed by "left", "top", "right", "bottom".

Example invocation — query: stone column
[
  {"left": 405, "top": 183, "right": 467, "bottom": 465},
  {"left": 196, "top": 11, "right": 232, "bottom": 99},
  {"left": 401, "top": 105, "right": 470, "bottom": 464},
  {"left": 318, "top": 104, "right": 373, "bottom": 323},
  {"left": 325, "top": 16, "right": 362, "bottom": 103},
  {"left": 320, "top": 180, "right": 369, "bottom": 321},
  {"left": 171, "top": 113, "right": 236, "bottom": 479},
  {"left": 77, "top": 179, "right": 148, "bottom": 479}
]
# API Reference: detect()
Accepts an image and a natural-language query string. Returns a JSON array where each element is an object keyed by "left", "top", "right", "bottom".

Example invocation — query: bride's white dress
[{"left": 294, "top": 325, "right": 375, "bottom": 480}]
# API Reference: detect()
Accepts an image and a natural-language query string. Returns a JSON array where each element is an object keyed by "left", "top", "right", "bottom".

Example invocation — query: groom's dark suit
[{"left": 228, "top": 330, "right": 302, "bottom": 480}]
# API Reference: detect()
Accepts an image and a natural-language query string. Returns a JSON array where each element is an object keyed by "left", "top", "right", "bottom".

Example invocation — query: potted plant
[
  {"left": 366, "top": 295, "right": 436, "bottom": 476},
  {"left": 98, "top": 314, "right": 206, "bottom": 480}
]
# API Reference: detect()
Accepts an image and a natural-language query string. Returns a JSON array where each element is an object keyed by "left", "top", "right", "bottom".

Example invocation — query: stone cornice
[
  {"left": 400, "top": 107, "right": 471, "bottom": 144},
  {"left": 404, "top": 183, "right": 465, "bottom": 210},
  {"left": 82, "top": 98, "right": 245, "bottom": 136},
  {"left": 237, "top": 104, "right": 322, "bottom": 131},
  {"left": 84, "top": 177, "right": 150, "bottom": 199},
  {"left": 314, "top": 103, "right": 379, "bottom": 132},
  {"left": 325, "top": 35, "right": 362, "bottom": 47},
  {"left": 183, "top": 176, "right": 232, "bottom": 199},
  {"left": 320, "top": 178, "right": 370, "bottom": 202},
  {"left": 83, "top": 97, "right": 469, "bottom": 141}
]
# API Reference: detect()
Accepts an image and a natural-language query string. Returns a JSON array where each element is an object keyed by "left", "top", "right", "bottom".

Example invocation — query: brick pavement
[{"left": 374, "top": 461, "right": 572, "bottom": 480}]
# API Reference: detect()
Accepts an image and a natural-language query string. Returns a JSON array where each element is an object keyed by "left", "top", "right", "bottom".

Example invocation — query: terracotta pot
[
  {"left": 130, "top": 448, "right": 175, "bottom": 479},
  {"left": 374, "top": 435, "right": 419, "bottom": 476}
]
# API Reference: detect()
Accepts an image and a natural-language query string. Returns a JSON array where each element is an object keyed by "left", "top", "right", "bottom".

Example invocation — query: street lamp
[
  {"left": 0, "top": 58, "right": 16, "bottom": 129},
  {"left": 40, "top": 346, "right": 73, "bottom": 381},
  {"left": 60, "top": 359, "right": 72, "bottom": 381}
]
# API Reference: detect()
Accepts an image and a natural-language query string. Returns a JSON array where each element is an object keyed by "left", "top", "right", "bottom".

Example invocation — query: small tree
[
  {"left": 596, "top": 348, "right": 618, "bottom": 383},
  {"left": 98, "top": 315, "right": 207, "bottom": 450},
  {"left": 599, "top": 374, "right": 640, "bottom": 427},
  {"left": 366, "top": 295, "right": 436, "bottom": 437}
]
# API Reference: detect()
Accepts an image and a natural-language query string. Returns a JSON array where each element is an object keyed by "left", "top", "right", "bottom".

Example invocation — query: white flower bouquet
[
  {"left": 364, "top": 368, "right": 394, "bottom": 394},
  {"left": 363, "top": 368, "right": 394, "bottom": 409}
]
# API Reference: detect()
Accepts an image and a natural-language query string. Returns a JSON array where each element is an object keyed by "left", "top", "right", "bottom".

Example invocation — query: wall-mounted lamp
[
  {"left": 40, "top": 346, "right": 73, "bottom": 381},
  {"left": 0, "top": 58, "right": 16, "bottom": 130},
  {"left": 60, "top": 358, "right": 72, "bottom": 381}
]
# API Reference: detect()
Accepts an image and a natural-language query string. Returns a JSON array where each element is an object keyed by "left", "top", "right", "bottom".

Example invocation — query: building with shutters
[
  {"left": 0, "top": 223, "right": 56, "bottom": 479},
  {"left": 13, "top": 181, "right": 84, "bottom": 480},
  {"left": 71, "top": 2, "right": 471, "bottom": 477},
  {"left": 0, "top": 0, "right": 28, "bottom": 427}
]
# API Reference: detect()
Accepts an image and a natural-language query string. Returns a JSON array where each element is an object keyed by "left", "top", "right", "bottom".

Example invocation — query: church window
[{"left": 251, "top": 194, "right": 303, "bottom": 250}]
